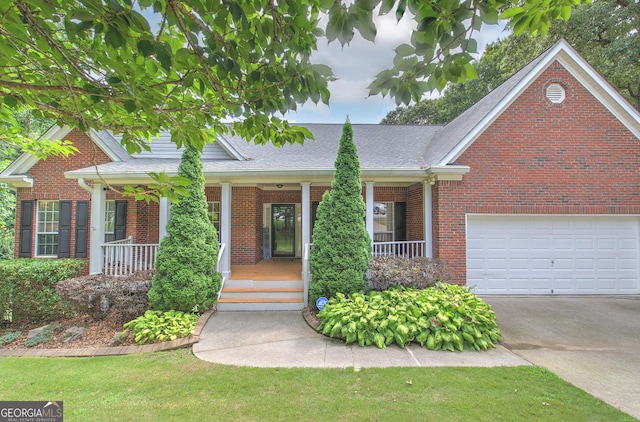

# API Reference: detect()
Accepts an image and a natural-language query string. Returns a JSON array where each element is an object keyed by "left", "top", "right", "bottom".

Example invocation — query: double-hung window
[{"left": 36, "top": 200, "right": 59, "bottom": 256}]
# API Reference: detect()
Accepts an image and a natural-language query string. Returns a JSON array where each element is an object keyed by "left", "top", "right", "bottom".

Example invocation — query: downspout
[{"left": 77, "top": 178, "right": 93, "bottom": 194}]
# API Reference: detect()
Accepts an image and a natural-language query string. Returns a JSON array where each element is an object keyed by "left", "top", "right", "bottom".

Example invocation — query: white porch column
[
  {"left": 159, "top": 197, "right": 170, "bottom": 241},
  {"left": 220, "top": 182, "right": 232, "bottom": 279},
  {"left": 424, "top": 181, "right": 433, "bottom": 258},
  {"left": 89, "top": 183, "right": 106, "bottom": 274},
  {"left": 301, "top": 182, "right": 311, "bottom": 250},
  {"left": 365, "top": 181, "right": 374, "bottom": 242},
  {"left": 301, "top": 182, "right": 311, "bottom": 303}
]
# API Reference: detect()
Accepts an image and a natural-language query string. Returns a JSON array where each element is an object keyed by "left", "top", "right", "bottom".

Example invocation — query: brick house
[{"left": 2, "top": 40, "right": 639, "bottom": 308}]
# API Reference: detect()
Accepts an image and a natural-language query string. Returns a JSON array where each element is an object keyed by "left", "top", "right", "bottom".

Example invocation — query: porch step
[
  {"left": 222, "top": 287, "right": 303, "bottom": 293},
  {"left": 218, "top": 298, "right": 303, "bottom": 303},
  {"left": 217, "top": 279, "right": 305, "bottom": 311}
]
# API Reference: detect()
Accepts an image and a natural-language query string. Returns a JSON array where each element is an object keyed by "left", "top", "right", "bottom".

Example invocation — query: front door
[{"left": 271, "top": 204, "right": 295, "bottom": 257}]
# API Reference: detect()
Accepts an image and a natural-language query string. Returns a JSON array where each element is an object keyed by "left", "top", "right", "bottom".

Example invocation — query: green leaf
[
  {"left": 123, "top": 100, "right": 136, "bottom": 113},
  {"left": 3, "top": 95, "right": 18, "bottom": 108},
  {"left": 105, "top": 25, "right": 124, "bottom": 48},
  {"left": 155, "top": 42, "right": 173, "bottom": 71},
  {"left": 137, "top": 39, "right": 155, "bottom": 58}
]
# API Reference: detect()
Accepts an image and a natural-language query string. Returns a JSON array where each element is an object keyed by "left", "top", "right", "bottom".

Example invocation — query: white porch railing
[
  {"left": 102, "top": 237, "right": 159, "bottom": 276},
  {"left": 216, "top": 243, "right": 227, "bottom": 301},
  {"left": 372, "top": 240, "right": 427, "bottom": 258},
  {"left": 102, "top": 239, "right": 226, "bottom": 278},
  {"left": 302, "top": 240, "right": 428, "bottom": 304}
]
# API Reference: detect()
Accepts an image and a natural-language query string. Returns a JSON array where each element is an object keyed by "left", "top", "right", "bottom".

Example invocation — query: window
[
  {"left": 208, "top": 201, "right": 221, "bottom": 235},
  {"left": 373, "top": 201, "right": 394, "bottom": 242},
  {"left": 36, "top": 200, "right": 59, "bottom": 256},
  {"left": 104, "top": 200, "right": 116, "bottom": 242}
]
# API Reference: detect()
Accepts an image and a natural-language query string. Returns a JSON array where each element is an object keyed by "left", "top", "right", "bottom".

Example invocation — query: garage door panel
[
  {"left": 530, "top": 238, "right": 551, "bottom": 250},
  {"left": 467, "top": 215, "right": 640, "bottom": 294},
  {"left": 618, "top": 238, "right": 637, "bottom": 250}
]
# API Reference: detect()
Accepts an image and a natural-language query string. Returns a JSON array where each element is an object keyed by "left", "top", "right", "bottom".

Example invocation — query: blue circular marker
[{"left": 316, "top": 297, "right": 329, "bottom": 310}]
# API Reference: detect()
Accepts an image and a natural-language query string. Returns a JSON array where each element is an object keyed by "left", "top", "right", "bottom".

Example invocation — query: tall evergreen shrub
[
  {"left": 148, "top": 145, "right": 221, "bottom": 312},
  {"left": 309, "top": 122, "right": 372, "bottom": 305}
]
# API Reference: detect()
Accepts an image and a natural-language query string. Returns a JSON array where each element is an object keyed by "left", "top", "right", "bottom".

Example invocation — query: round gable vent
[{"left": 546, "top": 83, "right": 565, "bottom": 104}]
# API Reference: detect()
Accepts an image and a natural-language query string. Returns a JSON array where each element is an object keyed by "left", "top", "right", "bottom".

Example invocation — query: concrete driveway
[{"left": 483, "top": 296, "right": 640, "bottom": 420}]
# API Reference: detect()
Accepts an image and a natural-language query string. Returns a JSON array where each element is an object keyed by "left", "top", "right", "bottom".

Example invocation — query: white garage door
[{"left": 467, "top": 215, "right": 640, "bottom": 294}]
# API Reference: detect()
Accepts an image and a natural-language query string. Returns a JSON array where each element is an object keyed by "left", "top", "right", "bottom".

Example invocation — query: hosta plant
[
  {"left": 316, "top": 284, "right": 501, "bottom": 351},
  {"left": 122, "top": 310, "right": 199, "bottom": 345}
]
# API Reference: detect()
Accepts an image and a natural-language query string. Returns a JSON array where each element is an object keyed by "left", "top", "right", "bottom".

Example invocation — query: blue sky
[{"left": 285, "top": 16, "right": 509, "bottom": 124}]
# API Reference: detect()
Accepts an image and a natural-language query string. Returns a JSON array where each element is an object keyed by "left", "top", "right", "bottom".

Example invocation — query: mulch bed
[{"left": 0, "top": 310, "right": 136, "bottom": 350}]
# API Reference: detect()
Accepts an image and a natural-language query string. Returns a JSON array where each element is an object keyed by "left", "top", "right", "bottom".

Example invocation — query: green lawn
[{"left": 0, "top": 350, "right": 633, "bottom": 421}]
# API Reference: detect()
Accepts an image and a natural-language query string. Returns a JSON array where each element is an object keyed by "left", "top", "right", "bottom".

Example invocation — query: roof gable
[
  {"left": 428, "top": 39, "right": 640, "bottom": 166},
  {"left": 0, "top": 125, "right": 130, "bottom": 180},
  {"left": 116, "top": 132, "right": 246, "bottom": 160}
]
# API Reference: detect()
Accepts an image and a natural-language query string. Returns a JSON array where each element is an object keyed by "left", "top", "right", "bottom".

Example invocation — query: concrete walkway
[{"left": 192, "top": 311, "right": 529, "bottom": 368}]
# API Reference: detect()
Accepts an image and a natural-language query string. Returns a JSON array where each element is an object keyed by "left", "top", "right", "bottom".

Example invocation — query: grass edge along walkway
[{"left": 0, "top": 350, "right": 634, "bottom": 421}]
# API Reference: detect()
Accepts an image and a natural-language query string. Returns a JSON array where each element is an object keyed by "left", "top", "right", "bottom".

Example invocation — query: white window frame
[
  {"left": 104, "top": 200, "right": 116, "bottom": 242},
  {"left": 373, "top": 201, "right": 394, "bottom": 242},
  {"left": 36, "top": 200, "right": 60, "bottom": 257}
]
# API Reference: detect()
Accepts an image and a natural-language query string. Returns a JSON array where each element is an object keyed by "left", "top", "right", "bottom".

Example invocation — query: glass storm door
[{"left": 271, "top": 204, "right": 295, "bottom": 257}]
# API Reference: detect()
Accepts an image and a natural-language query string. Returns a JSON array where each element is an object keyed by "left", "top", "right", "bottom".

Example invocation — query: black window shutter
[
  {"left": 57, "top": 200, "right": 72, "bottom": 258},
  {"left": 394, "top": 202, "right": 407, "bottom": 241},
  {"left": 74, "top": 201, "right": 89, "bottom": 258},
  {"left": 114, "top": 200, "right": 127, "bottom": 240},
  {"left": 18, "top": 200, "right": 34, "bottom": 257}
]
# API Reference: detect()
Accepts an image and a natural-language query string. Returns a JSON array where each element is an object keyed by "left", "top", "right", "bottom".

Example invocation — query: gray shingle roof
[{"left": 66, "top": 124, "right": 443, "bottom": 178}]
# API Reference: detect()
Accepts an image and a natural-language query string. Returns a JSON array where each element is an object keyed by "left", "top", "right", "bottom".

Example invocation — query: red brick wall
[
  {"left": 263, "top": 190, "right": 301, "bottom": 204},
  {"left": 407, "top": 183, "right": 424, "bottom": 242},
  {"left": 15, "top": 130, "right": 112, "bottom": 258},
  {"left": 231, "top": 186, "right": 263, "bottom": 265},
  {"left": 374, "top": 186, "right": 406, "bottom": 202},
  {"left": 433, "top": 61, "right": 640, "bottom": 284},
  {"left": 205, "top": 186, "right": 221, "bottom": 202}
]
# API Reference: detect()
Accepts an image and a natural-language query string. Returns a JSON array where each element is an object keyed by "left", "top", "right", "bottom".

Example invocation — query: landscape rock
[
  {"left": 63, "top": 326, "right": 87, "bottom": 343},
  {"left": 27, "top": 324, "right": 51, "bottom": 339}
]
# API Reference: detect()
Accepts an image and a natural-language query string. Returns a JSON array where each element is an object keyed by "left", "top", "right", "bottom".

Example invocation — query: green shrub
[
  {"left": 24, "top": 322, "right": 63, "bottom": 348},
  {"left": 0, "top": 259, "right": 86, "bottom": 323},
  {"left": 309, "top": 122, "right": 371, "bottom": 305},
  {"left": 148, "top": 145, "right": 221, "bottom": 312},
  {"left": 317, "top": 284, "right": 502, "bottom": 351},
  {"left": 0, "top": 330, "right": 22, "bottom": 346},
  {"left": 368, "top": 256, "right": 451, "bottom": 291},
  {"left": 121, "top": 310, "right": 199, "bottom": 345}
]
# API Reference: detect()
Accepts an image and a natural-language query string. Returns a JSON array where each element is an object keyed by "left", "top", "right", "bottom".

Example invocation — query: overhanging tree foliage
[
  {"left": 309, "top": 122, "right": 371, "bottom": 305},
  {"left": 382, "top": 0, "right": 639, "bottom": 125},
  {"left": 147, "top": 145, "right": 221, "bottom": 313},
  {"left": 0, "top": 0, "right": 587, "bottom": 187}
]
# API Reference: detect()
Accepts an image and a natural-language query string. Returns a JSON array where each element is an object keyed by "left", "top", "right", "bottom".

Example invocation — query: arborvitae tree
[
  {"left": 148, "top": 145, "right": 221, "bottom": 312},
  {"left": 309, "top": 122, "right": 372, "bottom": 305}
]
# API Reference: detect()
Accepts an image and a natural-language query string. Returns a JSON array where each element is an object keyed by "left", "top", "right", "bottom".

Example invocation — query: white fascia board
[
  {"left": 65, "top": 167, "right": 431, "bottom": 185},
  {"left": 555, "top": 48, "right": 640, "bottom": 139},
  {"left": 0, "top": 175, "right": 34, "bottom": 187},
  {"left": 426, "top": 165, "right": 471, "bottom": 181},
  {"left": 1, "top": 125, "right": 72, "bottom": 176},
  {"left": 438, "top": 41, "right": 576, "bottom": 166},
  {"left": 439, "top": 40, "right": 640, "bottom": 165},
  {"left": 88, "top": 129, "right": 126, "bottom": 162},
  {"left": 215, "top": 134, "right": 247, "bottom": 161}
]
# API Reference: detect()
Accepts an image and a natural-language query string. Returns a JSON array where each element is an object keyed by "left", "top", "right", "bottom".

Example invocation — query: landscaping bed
[{"left": 0, "top": 309, "right": 136, "bottom": 349}]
